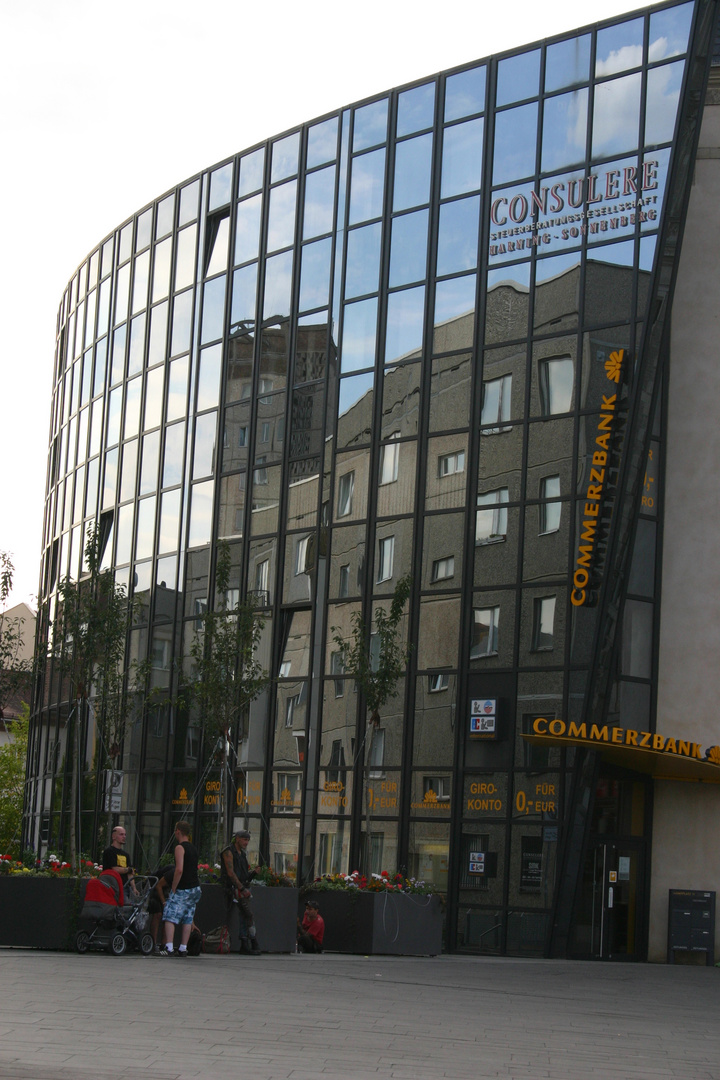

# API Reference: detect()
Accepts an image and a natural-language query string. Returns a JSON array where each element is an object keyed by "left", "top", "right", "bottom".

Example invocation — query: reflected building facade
[{"left": 26, "top": 0, "right": 720, "bottom": 960}]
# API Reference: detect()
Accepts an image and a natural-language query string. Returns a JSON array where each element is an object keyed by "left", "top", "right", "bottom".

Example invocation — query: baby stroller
[{"left": 75, "top": 869, "right": 156, "bottom": 956}]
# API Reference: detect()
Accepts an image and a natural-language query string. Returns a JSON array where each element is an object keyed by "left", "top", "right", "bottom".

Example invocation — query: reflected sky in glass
[
  {"left": 393, "top": 133, "right": 432, "bottom": 211},
  {"left": 545, "top": 35, "right": 590, "bottom": 92},
  {"left": 239, "top": 148, "right": 265, "bottom": 197},
  {"left": 156, "top": 194, "right": 174, "bottom": 239},
  {"left": 166, "top": 357, "right": 189, "bottom": 422},
  {"left": 163, "top": 422, "right": 185, "bottom": 487},
  {"left": 132, "top": 250, "right": 150, "bottom": 314},
  {"left": 267, "top": 180, "right": 297, "bottom": 252},
  {"left": 307, "top": 116, "right": 338, "bottom": 169},
  {"left": 349, "top": 149, "right": 385, "bottom": 224},
  {"left": 159, "top": 488, "right": 181, "bottom": 552},
  {"left": 437, "top": 196, "right": 479, "bottom": 276},
  {"left": 299, "top": 237, "right": 332, "bottom": 311},
  {"left": 345, "top": 223, "right": 382, "bottom": 299},
  {"left": 385, "top": 286, "right": 424, "bottom": 363},
  {"left": 231, "top": 264, "right": 258, "bottom": 325},
  {"left": 271, "top": 132, "right": 299, "bottom": 183},
  {"left": 303, "top": 166, "right": 335, "bottom": 239},
  {"left": 235, "top": 195, "right": 262, "bottom": 265},
  {"left": 114, "top": 264, "right": 130, "bottom": 325},
  {"left": 140, "top": 431, "right": 159, "bottom": 495},
  {"left": 97, "top": 279, "right": 111, "bottom": 337},
  {"left": 645, "top": 61, "right": 684, "bottom": 145},
  {"left": 338, "top": 371, "right": 374, "bottom": 418},
  {"left": 542, "top": 89, "right": 588, "bottom": 173},
  {"left": 136, "top": 209, "right": 152, "bottom": 252},
  {"left": 341, "top": 297, "right": 377, "bottom": 372},
  {"left": 497, "top": 49, "right": 540, "bottom": 106},
  {"left": 206, "top": 216, "right": 230, "bottom": 277},
  {"left": 106, "top": 387, "right": 122, "bottom": 446},
  {"left": 592, "top": 73, "right": 641, "bottom": 158},
  {"left": 263, "top": 251, "right": 293, "bottom": 319},
  {"left": 445, "top": 65, "right": 485, "bottom": 122},
  {"left": 115, "top": 503, "right": 134, "bottom": 565},
  {"left": 152, "top": 237, "right": 172, "bottom": 303},
  {"left": 434, "top": 275, "right": 475, "bottom": 328},
  {"left": 353, "top": 99, "right": 388, "bottom": 151},
  {"left": 197, "top": 344, "right": 221, "bottom": 411},
  {"left": 193, "top": 412, "right": 217, "bottom": 479},
  {"left": 144, "top": 365, "right": 164, "bottom": 430},
  {"left": 389, "top": 210, "right": 428, "bottom": 287},
  {"left": 209, "top": 163, "right": 233, "bottom": 210},
  {"left": 201, "top": 276, "right": 226, "bottom": 344},
  {"left": 178, "top": 181, "right": 199, "bottom": 226},
  {"left": 397, "top": 83, "right": 435, "bottom": 137},
  {"left": 120, "top": 438, "right": 138, "bottom": 503},
  {"left": 493, "top": 103, "right": 538, "bottom": 185},
  {"left": 128, "top": 313, "right": 145, "bottom": 376},
  {"left": 175, "top": 226, "right": 197, "bottom": 291},
  {"left": 649, "top": 2, "right": 692, "bottom": 59},
  {"left": 596, "top": 18, "right": 644, "bottom": 76},
  {"left": 441, "top": 119, "right": 483, "bottom": 198},
  {"left": 188, "top": 481, "right": 214, "bottom": 547}
]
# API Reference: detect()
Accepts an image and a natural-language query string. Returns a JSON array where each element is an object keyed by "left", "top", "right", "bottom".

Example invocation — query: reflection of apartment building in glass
[{"left": 26, "top": 0, "right": 720, "bottom": 960}]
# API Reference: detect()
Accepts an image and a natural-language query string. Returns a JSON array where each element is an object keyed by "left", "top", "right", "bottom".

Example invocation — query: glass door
[{"left": 572, "top": 840, "right": 644, "bottom": 959}]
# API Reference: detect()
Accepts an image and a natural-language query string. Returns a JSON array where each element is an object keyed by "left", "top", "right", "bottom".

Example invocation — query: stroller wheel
[
  {"left": 110, "top": 933, "right": 126, "bottom": 956},
  {"left": 139, "top": 933, "right": 154, "bottom": 956},
  {"left": 75, "top": 931, "right": 90, "bottom": 954}
]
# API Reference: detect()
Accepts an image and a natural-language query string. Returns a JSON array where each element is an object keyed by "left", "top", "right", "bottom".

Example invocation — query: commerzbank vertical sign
[{"left": 489, "top": 160, "right": 662, "bottom": 256}]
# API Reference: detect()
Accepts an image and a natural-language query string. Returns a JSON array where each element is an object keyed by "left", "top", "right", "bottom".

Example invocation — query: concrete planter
[
  {"left": 0, "top": 877, "right": 83, "bottom": 950},
  {"left": 302, "top": 890, "right": 443, "bottom": 955},
  {"left": 195, "top": 883, "right": 298, "bottom": 953}
]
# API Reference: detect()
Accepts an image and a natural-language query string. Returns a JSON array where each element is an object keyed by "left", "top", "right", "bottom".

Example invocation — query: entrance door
[{"left": 574, "top": 840, "right": 644, "bottom": 959}]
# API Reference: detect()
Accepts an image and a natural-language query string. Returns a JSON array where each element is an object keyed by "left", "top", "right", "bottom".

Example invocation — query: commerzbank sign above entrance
[{"left": 489, "top": 160, "right": 661, "bottom": 255}]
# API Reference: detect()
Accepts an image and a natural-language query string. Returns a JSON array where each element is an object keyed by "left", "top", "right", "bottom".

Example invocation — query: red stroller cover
[{"left": 84, "top": 868, "right": 125, "bottom": 907}]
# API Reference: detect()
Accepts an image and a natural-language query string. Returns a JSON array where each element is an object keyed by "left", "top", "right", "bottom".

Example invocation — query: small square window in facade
[
  {"left": 532, "top": 595, "right": 556, "bottom": 650},
  {"left": 481, "top": 374, "right": 512, "bottom": 431},
  {"left": 539, "top": 357, "right": 573, "bottom": 415},
  {"left": 428, "top": 672, "right": 450, "bottom": 692},
  {"left": 432, "top": 555, "right": 455, "bottom": 582},
  {"left": 471, "top": 606, "right": 499, "bottom": 657},
  {"left": 476, "top": 488, "right": 508, "bottom": 543},
  {"left": 539, "top": 475, "right": 561, "bottom": 533},
  {"left": 338, "top": 471, "right": 355, "bottom": 517},
  {"left": 377, "top": 536, "right": 395, "bottom": 582},
  {"left": 439, "top": 450, "right": 465, "bottom": 476}
]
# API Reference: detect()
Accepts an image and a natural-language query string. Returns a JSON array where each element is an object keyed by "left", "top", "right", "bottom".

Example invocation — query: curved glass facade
[{"left": 26, "top": 0, "right": 719, "bottom": 956}]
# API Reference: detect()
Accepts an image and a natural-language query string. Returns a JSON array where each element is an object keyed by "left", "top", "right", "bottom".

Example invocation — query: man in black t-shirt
[
  {"left": 161, "top": 821, "right": 202, "bottom": 956},
  {"left": 220, "top": 830, "right": 259, "bottom": 953},
  {"left": 102, "top": 826, "right": 135, "bottom": 885}
]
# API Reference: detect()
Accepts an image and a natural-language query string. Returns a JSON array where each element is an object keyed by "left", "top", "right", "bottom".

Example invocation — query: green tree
[
  {"left": 56, "top": 525, "right": 148, "bottom": 867},
  {"left": 331, "top": 574, "right": 412, "bottom": 867},
  {"left": 0, "top": 552, "right": 32, "bottom": 718},
  {"left": 0, "top": 702, "right": 29, "bottom": 858},
  {"left": 187, "top": 542, "right": 269, "bottom": 858}
]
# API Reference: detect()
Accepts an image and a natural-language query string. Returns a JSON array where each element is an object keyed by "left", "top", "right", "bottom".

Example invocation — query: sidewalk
[{"left": 0, "top": 951, "right": 718, "bottom": 1080}]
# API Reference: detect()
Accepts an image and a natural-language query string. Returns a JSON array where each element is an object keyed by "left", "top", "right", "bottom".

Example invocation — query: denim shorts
[{"left": 163, "top": 885, "right": 202, "bottom": 926}]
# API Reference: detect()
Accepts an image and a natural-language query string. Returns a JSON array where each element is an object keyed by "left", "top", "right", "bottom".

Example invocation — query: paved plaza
[{"left": 0, "top": 950, "right": 718, "bottom": 1080}]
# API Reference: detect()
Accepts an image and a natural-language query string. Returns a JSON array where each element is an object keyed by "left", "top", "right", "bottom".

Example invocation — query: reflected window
[
  {"left": 338, "top": 471, "right": 355, "bottom": 517},
  {"left": 379, "top": 437, "right": 399, "bottom": 485},
  {"left": 376, "top": 536, "right": 394, "bottom": 583},
  {"left": 294, "top": 535, "right": 309, "bottom": 575},
  {"left": 471, "top": 607, "right": 499, "bottom": 658},
  {"left": 428, "top": 672, "right": 449, "bottom": 693},
  {"left": 330, "top": 652, "right": 345, "bottom": 698},
  {"left": 539, "top": 476, "right": 561, "bottom": 534},
  {"left": 445, "top": 66, "right": 486, "bottom": 122},
  {"left": 431, "top": 556, "right": 454, "bottom": 582},
  {"left": 339, "top": 564, "right": 350, "bottom": 598},
  {"left": 424, "top": 775, "right": 451, "bottom": 801},
  {"left": 438, "top": 450, "right": 465, "bottom": 477},
  {"left": 481, "top": 374, "right": 512, "bottom": 431},
  {"left": 532, "top": 596, "right": 556, "bottom": 651},
  {"left": 368, "top": 728, "right": 385, "bottom": 778},
  {"left": 540, "top": 357, "right": 573, "bottom": 415},
  {"left": 255, "top": 558, "right": 269, "bottom": 597},
  {"left": 476, "top": 489, "right": 508, "bottom": 544},
  {"left": 253, "top": 455, "right": 268, "bottom": 485}
]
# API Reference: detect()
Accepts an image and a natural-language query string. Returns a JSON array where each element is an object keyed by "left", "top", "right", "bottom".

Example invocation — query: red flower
[{"left": 381, "top": 871, "right": 388, "bottom": 877}]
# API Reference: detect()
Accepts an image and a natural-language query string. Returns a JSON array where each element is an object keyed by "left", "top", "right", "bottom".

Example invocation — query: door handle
[{"left": 608, "top": 886, "right": 614, "bottom": 909}]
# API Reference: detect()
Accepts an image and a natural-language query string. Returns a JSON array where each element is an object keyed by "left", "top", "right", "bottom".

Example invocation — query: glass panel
[
  {"left": 218, "top": 471, "right": 246, "bottom": 540},
  {"left": 271, "top": 132, "right": 300, "bottom": 183},
  {"left": 114, "top": 264, "right": 130, "bottom": 324},
  {"left": 238, "top": 148, "right": 265, "bottom": 197},
  {"left": 205, "top": 215, "right": 230, "bottom": 277},
  {"left": 397, "top": 83, "right": 434, "bottom": 137},
  {"left": 341, "top": 298, "right": 377, "bottom": 372},
  {"left": 337, "top": 374, "right": 373, "bottom": 448},
  {"left": 493, "top": 102, "right": 538, "bottom": 185},
  {"left": 437, "top": 196, "right": 480, "bottom": 276},
  {"left": 621, "top": 599, "right": 653, "bottom": 678},
  {"left": 486, "top": 263, "right": 530, "bottom": 344},
  {"left": 120, "top": 438, "right": 138, "bottom": 503},
  {"left": 545, "top": 35, "right": 591, "bottom": 92},
  {"left": 263, "top": 251, "right": 293, "bottom": 319},
  {"left": 345, "top": 223, "right": 382, "bottom": 299},
  {"left": 497, "top": 49, "right": 540, "bottom": 106},
  {"left": 649, "top": 3, "right": 693, "bottom": 60},
  {"left": 307, "top": 116, "right": 338, "bottom": 168},
  {"left": 144, "top": 366, "right": 164, "bottom": 431},
  {"left": 417, "top": 595, "right": 460, "bottom": 669},
  {"left": 147, "top": 301, "right": 168, "bottom": 367},
  {"left": 231, "top": 263, "right": 258, "bottom": 326},
  {"left": 429, "top": 353, "right": 471, "bottom": 431},
  {"left": 188, "top": 480, "right": 214, "bottom": 547},
  {"left": 209, "top": 162, "right": 233, "bottom": 210},
  {"left": 303, "top": 165, "right": 335, "bottom": 239},
  {"left": 140, "top": 430, "right": 160, "bottom": 495},
  {"left": 193, "top": 412, "right": 217, "bottom": 479},
  {"left": 427, "top": 437, "right": 468, "bottom": 511},
  {"left": 155, "top": 194, "right": 174, "bottom": 239},
  {"left": 171, "top": 290, "right": 193, "bottom": 356},
  {"left": 385, "top": 287, "right": 424, "bottom": 363},
  {"left": 348, "top": 149, "right": 386, "bottom": 224},
  {"left": 124, "top": 377, "right": 142, "bottom": 439},
  {"left": 152, "top": 237, "right": 172, "bottom": 303},
  {"left": 433, "top": 275, "right": 475, "bottom": 353},
  {"left": 197, "top": 344, "right": 222, "bottom": 412},
  {"left": 441, "top": 119, "right": 483, "bottom": 198},
  {"left": 132, "top": 250, "right": 150, "bottom": 314},
  {"left": 136, "top": 209, "right": 152, "bottom": 251},
  {"left": 235, "top": 195, "right": 262, "bottom": 265},
  {"left": 382, "top": 362, "right": 420, "bottom": 439},
  {"left": 389, "top": 209, "right": 428, "bottom": 287},
  {"left": 251, "top": 463, "right": 281, "bottom": 535},
  {"left": 201, "top": 275, "right": 226, "bottom": 344},
  {"left": 445, "top": 65, "right": 485, "bottom": 122},
  {"left": 159, "top": 489, "right": 181, "bottom": 553},
  {"left": 645, "top": 61, "right": 684, "bottom": 146},
  {"left": 596, "top": 17, "right": 644, "bottom": 76},
  {"left": 127, "top": 313, "right": 146, "bottom": 376},
  {"left": 174, "top": 225, "right": 197, "bottom": 291},
  {"left": 592, "top": 73, "right": 641, "bottom": 159},
  {"left": 135, "top": 496, "right": 156, "bottom": 560},
  {"left": 166, "top": 356, "right": 189, "bottom": 422},
  {"left": 393, "top": 133, "right": 433, "bottom": 211},
  {"left": 299, "top": 237, "right": 332, "bottom": 311},
  {"left": 115, "top": 503, "right": 134, "bottom": 565},
  {"left": 534, "top": 253, "right": 580, "bottom": 333},
  {"left": 267, "top": 180, "right": 297, "bottom": 252},
  {"left": 542, "top": 89, "right": 588, "bottom": 173},
  {"left": 178, "top": 180, "right": 200, "bottom": 226},
  {"left": 353, "top": 99, "right": 388, "bottom": 151},
  {"left": 163, "top": 422, "right": 185, "bottom": 488}
]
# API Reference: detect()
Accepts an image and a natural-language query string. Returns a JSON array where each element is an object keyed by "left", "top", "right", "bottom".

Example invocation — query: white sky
[{"left": 0, "top": 0, "right": 644, "bottom": 610}]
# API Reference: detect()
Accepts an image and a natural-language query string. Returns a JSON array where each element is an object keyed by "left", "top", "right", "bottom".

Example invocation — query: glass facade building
[{"left": 26, "top": 0, "right": 720, "bottom": 959}]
